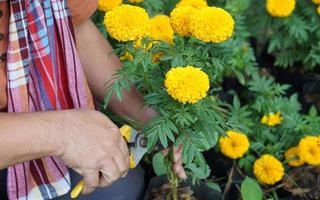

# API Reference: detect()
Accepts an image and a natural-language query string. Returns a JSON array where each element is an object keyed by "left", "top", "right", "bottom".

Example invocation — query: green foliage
[
  {"left": 152, "top": 152, "right": 167, "bottom": 176},
  {"left": 92, "top": 0, "right": 320, "bottom": 198},
  {"left": 247, "top": 0, "right": 320, "bottom": 70},
  {"left": 208, "top": 0, "right": 258, "bottom": 77},
  {"left": 218, "top": 73, "right": 320, "bottom": 199},
  {"left": 95, "top": 0, "right": 248, "bottom": 184},
  {"left": 241, "top": 177, "right": 263, "bottom": 200},
  {"left": 206, "top": 181, "right": 222, "bottom": 193},
  {"left": 230, "top": 74, "right": 305, "bottom": 159}
]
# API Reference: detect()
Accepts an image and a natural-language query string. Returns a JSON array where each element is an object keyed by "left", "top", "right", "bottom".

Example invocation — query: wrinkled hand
[
  {"left": 163, "top": 145, "right": 187, "bottom": 180},
  {"left": 56, "top": 109, "right": 130, "bottom": 195}
]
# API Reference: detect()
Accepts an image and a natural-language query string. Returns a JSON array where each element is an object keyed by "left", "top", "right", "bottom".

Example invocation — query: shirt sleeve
[{"left": 68, "top": 0, "right": 98, "bottom": 26}]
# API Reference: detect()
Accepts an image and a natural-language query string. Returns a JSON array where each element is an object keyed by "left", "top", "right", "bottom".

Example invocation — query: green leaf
[
  {"left": 234, "top": 70, "right": 245, "bottom": 85},
  {"left": 233, "top": 95, "right": 241, "bottom": 109},
  {"left": 152, "top": 152, "right": 167, "bottom": 176},
  {"left": 166, "top": 120, "right": 179, "bottom": 133},
  {"left": 206, "top": 181, "right": 221, "bottom": 193},
  {"left": 147, "top": 132, "right": 159, "bottom": 151},
  {"left": 103, "top": 87, "right": 114, "bottom": 109},
  {"left": 185, "top": 163, "right": 210, "bottom": 180},
  {"left": 241, "top": 177, "right": 263, "bottom": 200},
  {"left": 159, "top": 131, "right": 168, "bottom": 148},
  {"left": 309, "top": 106, "right": 318, "bottom": 117}
]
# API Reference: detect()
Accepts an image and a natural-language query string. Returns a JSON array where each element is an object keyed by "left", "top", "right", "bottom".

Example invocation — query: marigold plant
[
  {"left": 189, "top": 7, "right": 235, "bottom": 43},
  {"left": 312, "top": 0, "right": 320, "bottom": 4},
  {"left": 298, "top": 136, "right": 320, "bottom": 165},
  {"left": 219, "top": 130, "right": 249, "bottom": 159},
  {"left": 164, "top": 66, "right": 209, "bottom": 104},
  {"left": 94, "top": 1, "right": 248, "bottom": 199},
  {"left": 175, "top": 0, "right": 208, "bottom": 9},
  {"left": 90, "top": 0, "right": 320, "bottom": 199},
  {"left": 224, "top": 72, "right": 320, "bottom": 198},
  {"left": 148, "top": 15, "right": 174, "bottom": 44},
  {"left": 266, "top": 0, "right": 296, "bottom": 17},
  {"left": 104, "top": 5, "right": 149, "bottom": 41},
  {"left": 247, "top": 0, "right": 320, "bottom": 69},
  {"left": 170, "top": 6, "right": 196, "bottom": 37},
  {"left": 98, "top": 0, "right": 122, "bottom": 12},
  {"left": 253, "top": 154, "right": 285, "bottom": 185},
  {"left": 260, "top": 112, "right": 283, "bottom": 127},
  {"left": 284, "top": 147, "right": 304, "bottom": 167}
]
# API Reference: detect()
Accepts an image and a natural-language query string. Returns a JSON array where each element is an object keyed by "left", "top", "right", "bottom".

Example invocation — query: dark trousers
[{"left": 0, "top": 166, "right": 145, "bottom": 200}]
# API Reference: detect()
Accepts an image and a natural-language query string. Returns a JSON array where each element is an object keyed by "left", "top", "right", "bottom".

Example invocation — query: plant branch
[{"left": 222, "top": 161, "right": 236, "bottom": 200}]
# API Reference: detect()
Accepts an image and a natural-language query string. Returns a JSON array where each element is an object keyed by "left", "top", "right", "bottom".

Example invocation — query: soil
[{"left": 147, "top": 183, "right": 197, "bottom": 200}]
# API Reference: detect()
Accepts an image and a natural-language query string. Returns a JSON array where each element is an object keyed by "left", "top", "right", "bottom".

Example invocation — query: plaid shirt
[
  {"left": 6, "top": 0, "right": 94, "bottom": 199},
  {"left": 0, "top": 0, "right": 98, "bottom": 110}
]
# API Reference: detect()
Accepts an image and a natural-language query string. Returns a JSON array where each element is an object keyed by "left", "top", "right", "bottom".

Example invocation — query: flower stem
[{"left": 167, "top": 146, "right": 179, "bottom": 200}]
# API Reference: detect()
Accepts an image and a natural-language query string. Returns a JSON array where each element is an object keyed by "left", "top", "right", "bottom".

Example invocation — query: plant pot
[{"left": 144, "top": 175, "right": 222, "bottom": 200}]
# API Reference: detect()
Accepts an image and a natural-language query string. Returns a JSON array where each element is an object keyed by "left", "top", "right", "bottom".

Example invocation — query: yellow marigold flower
[
  {"left": 164, "top": 66, "right": 209, "bottom": 104},
  {"left": 298, "top": 136, "right": 320, "bottom": 165},
  {"left": 261, "top": 112, "right": 283, "bottom": 127},
  {"left": 261, "top": 115, "right": 269, "bottom": 124},
  {"left": 317, "top": 5, "right": 320, "bottom": 15},
  {"left": 312, "top": 0, "right": 320, "bottom": 4},
  {"left": 266, "top": 0, "right": 296, "bottom": 17},
  {"left": 253, "top": 154, "right": 285, "bottom": 185},
  {"left": 128, "top": 0, "right": 144, "bottom": 3},
  {"left": 176, "top": 0, "right": 208, "bottom": 9},
  {"left": 120, "top": 52, "right": 134, "bottom": 61},
  {"left": 98, "top": 0, "right": 122, "bottom": 12},
  {"left": 104, "top": 5, "right": 150, "bottom": 42},
  {"left": 189, "top": 7, "right": 235, "bottom": 43},
  {"left": 148, "top": 15, "right": 174, "bottom": 44},
  {"left": 219, "top": 130, "right": 250, "bottom": 159},
  {"left": 170, "top": 6, "right": 196, "bottom": 37},
  {"left": 284, "top": 147, "right": 304, "bottom": 167}
]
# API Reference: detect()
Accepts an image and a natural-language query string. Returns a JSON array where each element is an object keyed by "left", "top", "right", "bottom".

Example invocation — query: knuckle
[
  {"left": 110, "top": 169, "right": 121, "bottom": 181},
  {"left": 85, "top": 179, "right": 99, "bottom": 188}
]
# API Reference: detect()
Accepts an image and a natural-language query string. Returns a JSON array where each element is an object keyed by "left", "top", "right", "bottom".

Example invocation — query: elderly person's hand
[{"left": 57, "top": 109, "right": 130, "bottom": 194}]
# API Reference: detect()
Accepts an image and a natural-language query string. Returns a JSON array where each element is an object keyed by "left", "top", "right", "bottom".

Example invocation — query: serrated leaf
[
  {"left": 235, "top": 71, "right": 245, "bottom": 85},
  {"left": 147, "top": 132, "right": 158, "bottom": 151},
  {"left": 166, "top": 120, "right": 179, "bottom": 133},
  {"left": 166, "top": 129, "right": 175, "bottom": 142},
  {"left": 159, "top": 131, "right": 168, "bottom": 149}
]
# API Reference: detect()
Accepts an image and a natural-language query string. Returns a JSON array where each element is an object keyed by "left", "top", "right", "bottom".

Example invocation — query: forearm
[
  {"left": 75, "top": 20, "right": 157, "bottom": 123},
  {"left": 0, "top": 112, "right": 62, "bottom": 169}
]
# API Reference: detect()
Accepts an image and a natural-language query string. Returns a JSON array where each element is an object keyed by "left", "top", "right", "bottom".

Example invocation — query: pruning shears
[{"left": 71, "top": 125, "right": 148, "bottom": 199}]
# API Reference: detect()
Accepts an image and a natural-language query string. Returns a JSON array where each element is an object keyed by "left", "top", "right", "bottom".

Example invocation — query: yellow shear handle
[
  {"left": 120, "top": 125, "right": 137, "bottom": 168},
  {"left": 71, "top": 125, "right": 135, "bottom": 199},
  {"left": 119, "top": 124, "right": 132, "bottom": 143},
  {"left": 71, "top": 180, "right": 84, "bottom": 199}
]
